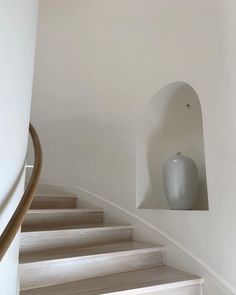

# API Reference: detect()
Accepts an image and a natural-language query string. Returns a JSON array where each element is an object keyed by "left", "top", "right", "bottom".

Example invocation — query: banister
[{"left": 0, "top": 123, "right": 42, "bottom": 260}]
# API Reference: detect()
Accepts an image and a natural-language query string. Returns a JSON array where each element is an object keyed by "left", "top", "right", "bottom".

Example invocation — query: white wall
[
  {"left": 32, "top": 0, "right": 236, "bottom": 293},
  {"left": 0, "top": 1, "right": 38, "bottom": 294}
]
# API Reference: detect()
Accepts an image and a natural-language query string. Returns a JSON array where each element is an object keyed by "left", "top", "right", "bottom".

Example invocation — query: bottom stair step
[
  {"left": 20, "top": 241, "right": 164, "bottom": 290},
  {"left": 20, "top": 265, "right": 202, "bottom": 295}
]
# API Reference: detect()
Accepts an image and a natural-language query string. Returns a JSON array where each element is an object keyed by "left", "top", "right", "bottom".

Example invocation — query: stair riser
[
  {"left": 22, "top": 212, "right": 103, "bottom": 231},
  {"left": 20, "top": 250, "right": 164, "bottom": 290},
  {"left": 20, "top": 228, "right": 133, "bottom": 255},
  {"left": 30, "top": 197, "right": 76, "bottom": 209}
]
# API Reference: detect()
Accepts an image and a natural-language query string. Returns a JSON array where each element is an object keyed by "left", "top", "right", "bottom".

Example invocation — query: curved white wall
[
  {"left": 137, "top": 82, "right": 208, "bottom": 210},
  {"left": 32, "top": 0, "right": 236, "bottom": 293},
  {"left": 0, "top": 1, "right": 38, "bottom": 294}
]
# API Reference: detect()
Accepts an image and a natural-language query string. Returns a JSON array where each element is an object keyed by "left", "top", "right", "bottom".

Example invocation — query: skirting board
[{"left": 36, "top": 181, "right": 236, "bottom": 295}]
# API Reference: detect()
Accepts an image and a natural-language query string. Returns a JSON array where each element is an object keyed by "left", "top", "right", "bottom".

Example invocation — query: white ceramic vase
[{"left": 162, "top": 152, "right": 198, "bottom": 210}]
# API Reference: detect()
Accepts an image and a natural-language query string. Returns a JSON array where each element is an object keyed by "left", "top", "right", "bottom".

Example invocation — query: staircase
[{"left": 20, "top": 194, "right": 203, "bottom": 294}]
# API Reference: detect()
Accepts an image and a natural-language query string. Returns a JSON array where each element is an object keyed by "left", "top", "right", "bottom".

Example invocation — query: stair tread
[
  {"left": 21, "top": 223, "right": 133, "bottom": 235},
  {"left": 20, "top": 265, "right": 202, "bottom": 295},
  {"left": 30, "top": 196, "right": 77, "bottom": 209},
  {"left": 20, "top": 241, "right": 164, "bottom": 264},
  {"left": 22, "top": 209, "right": 104, "bottom": 232},
  {"left": 22, "top": 223, "right": 114, "bottom": 232},
  {"left": 20, "top": 224, "right": 133, "bottom": 261},
  {"left": 35, "top": 195, "right": 76, "bottom": 199},
  {"left": 27, "top": 208, "right": 103, "bottom": 214}
]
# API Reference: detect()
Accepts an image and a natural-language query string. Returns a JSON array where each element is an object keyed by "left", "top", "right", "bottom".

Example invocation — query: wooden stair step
[
  {"left": 20, "top": 240, "right": 164, "bottom": 263},
  {"left": 22, "top": 209, "right": 104, "bottom": 232},
  {"left": 20, "top": 241, "right": 165, "bottom": 290},
  {"left": 20, "top": 224, "right": 133, "bottom": 255},
  {"left": 30, "top": 195, "right": 77, "bottom": 209},
  {"left": 20, "top": 265, "right": 202, "bottom": 295}
]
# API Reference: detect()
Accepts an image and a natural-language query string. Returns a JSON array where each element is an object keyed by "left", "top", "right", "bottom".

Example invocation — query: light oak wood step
[
  {"left": 20, "top": 224, "right": 133, "bottom": 256},
  {"left": 22, "top": 209, "right": 104, "bottom": 232},
  {"left": 20, "top": 240, "right": 164, "bottom": 263},
  {"left": 30, "top": 196, "right": 77, "bottom": 209},
  {"left": 20, "top": 241, "right": 165, "bottom": 290},
  {"left": 20, "top": 265, "right": 202, "bottom": 295}
]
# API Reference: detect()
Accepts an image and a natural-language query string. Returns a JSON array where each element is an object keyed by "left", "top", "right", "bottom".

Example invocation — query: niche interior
[{"left": 136, "top": 82, "right": 209, "bottom": 210}]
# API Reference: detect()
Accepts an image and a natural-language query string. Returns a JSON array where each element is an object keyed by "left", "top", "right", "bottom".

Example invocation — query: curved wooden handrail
[{"left": 0, "top": 123, "right": 42, "bottom": 260}]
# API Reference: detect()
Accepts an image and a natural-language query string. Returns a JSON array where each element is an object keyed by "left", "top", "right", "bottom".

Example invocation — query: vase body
[{"left": 163, "top": 153, "right": 198, "bottom": 210}]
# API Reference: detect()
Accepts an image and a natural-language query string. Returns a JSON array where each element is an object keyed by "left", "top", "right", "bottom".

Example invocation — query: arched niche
[{"left": 136, "top": 81, "right": 209, "bottom": 210}]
